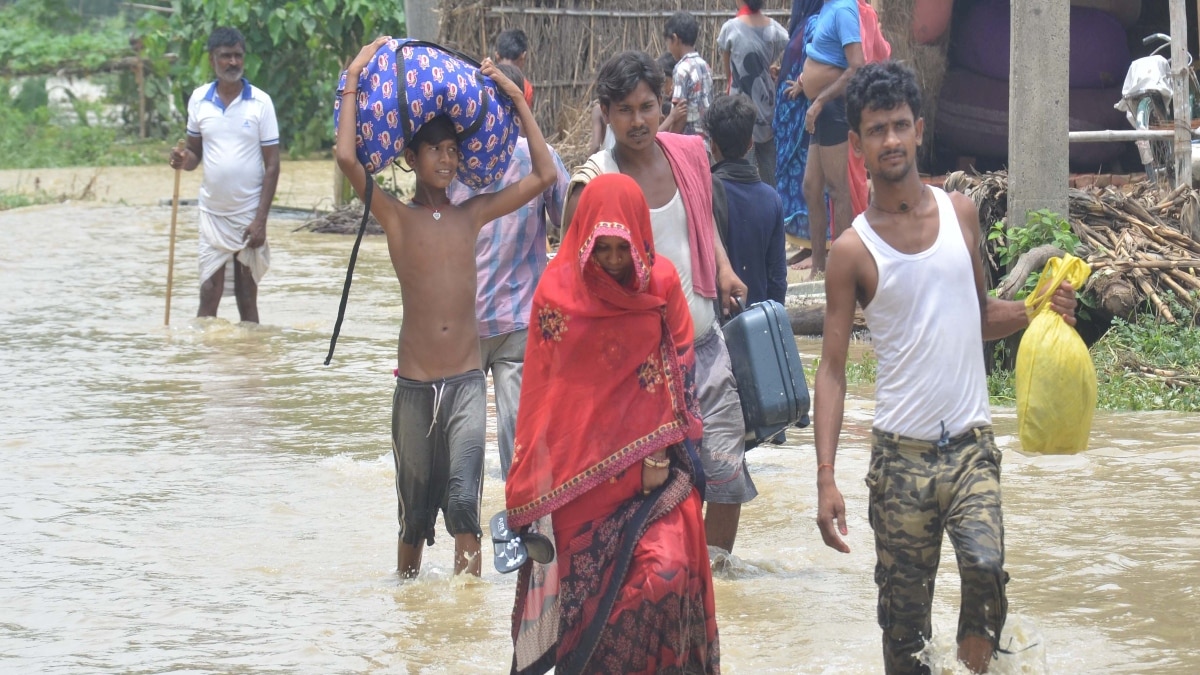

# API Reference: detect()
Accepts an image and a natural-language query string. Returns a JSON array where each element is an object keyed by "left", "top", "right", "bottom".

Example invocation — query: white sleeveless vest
[{"left": 851, "top": 187, "right": 991, "bottom": 440}]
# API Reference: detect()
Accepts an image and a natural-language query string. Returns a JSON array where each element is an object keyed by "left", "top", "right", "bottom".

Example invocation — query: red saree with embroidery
[{"left": 505, "top": 173, "right": 719, "bottom": 675}]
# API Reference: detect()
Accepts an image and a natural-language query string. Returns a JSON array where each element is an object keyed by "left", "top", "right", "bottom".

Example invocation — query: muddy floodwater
[{"left": 2, "top": 162, "right": 1199, "bottom": 673}]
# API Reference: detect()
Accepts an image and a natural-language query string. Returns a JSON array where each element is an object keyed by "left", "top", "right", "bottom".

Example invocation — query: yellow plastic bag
[{"left": 1015, "top": 254, "right": 1097, "bottom": 454}]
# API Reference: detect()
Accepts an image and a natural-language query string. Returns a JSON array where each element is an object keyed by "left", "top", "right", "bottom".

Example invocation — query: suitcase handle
[{"left": 717, "top": 295, "right": 747, "bottom": 327}]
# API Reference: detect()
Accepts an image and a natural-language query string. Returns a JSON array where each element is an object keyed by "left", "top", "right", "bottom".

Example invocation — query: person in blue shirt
[
  {"left": 707, "top": 94, "right": 787, "bottom": 307},
  {"left": 788, "top": 0, "right": 863, "bottom": 279}
]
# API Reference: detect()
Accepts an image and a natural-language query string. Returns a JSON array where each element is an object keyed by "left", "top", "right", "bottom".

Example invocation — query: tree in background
[{"left": 146, "top": 0, "right": 406, "bottom": 155}]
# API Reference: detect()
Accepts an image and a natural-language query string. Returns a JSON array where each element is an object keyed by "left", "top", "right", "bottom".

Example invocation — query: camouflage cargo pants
[{"left": 866, "top": 426, "right": 1008, "bottom": 675}]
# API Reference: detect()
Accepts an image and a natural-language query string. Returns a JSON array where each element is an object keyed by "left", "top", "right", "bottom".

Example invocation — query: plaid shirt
[
  {"left": 447, "top": 138, "right": 569, "bottom": 338},
  {"left": 672, "top": 52, "right": 714, "bottom": 139}
]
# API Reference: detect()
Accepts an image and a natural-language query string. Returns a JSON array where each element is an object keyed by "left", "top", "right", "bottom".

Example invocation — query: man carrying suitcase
[{"left": 562, "top": 50, "right": 754, "bottom": 556}]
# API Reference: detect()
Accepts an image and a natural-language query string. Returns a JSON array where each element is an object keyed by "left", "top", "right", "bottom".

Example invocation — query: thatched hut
[{"left": 437, "top": 1, "right": 788, "bottom": 169}]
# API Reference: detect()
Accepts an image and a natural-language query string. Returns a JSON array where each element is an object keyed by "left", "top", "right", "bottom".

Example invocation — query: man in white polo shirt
[{"left": 169, "top": 27, "right": 280, "bottom": 323}]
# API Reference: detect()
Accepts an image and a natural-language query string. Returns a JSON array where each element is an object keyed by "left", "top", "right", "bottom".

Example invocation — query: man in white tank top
[{"left": 813, "top": 62, "right": 1079, "bottom": 674}]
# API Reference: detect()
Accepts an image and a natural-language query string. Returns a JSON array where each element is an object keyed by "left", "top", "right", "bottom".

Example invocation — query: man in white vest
[{"left": 813, "top": 61, "right": 1078, "bottom": 674}]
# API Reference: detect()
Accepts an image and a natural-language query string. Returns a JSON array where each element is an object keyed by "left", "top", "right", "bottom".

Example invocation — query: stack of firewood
[
  {"left": 946, "top": 171, "right": 1200, "bottom": 322},
  {"left": 296, "top": 204, "right": 382, "bottom": 236}
]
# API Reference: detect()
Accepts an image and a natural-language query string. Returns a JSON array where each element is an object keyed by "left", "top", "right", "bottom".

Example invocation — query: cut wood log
[
  {"left": 996, "top": 245, "right": 1066, "bottom": 300},
  {"left": 789, "top": 305, "right": 828, "bottom": 336},
  {"left": 787, "top": 303, "right": 867, "bottom": 336},
  {"left": 948, "top": 171, "right": 1200, "bottom": 320},
  {"left": 1087, "top": 269, "right": 1140, "bottom": 319}
]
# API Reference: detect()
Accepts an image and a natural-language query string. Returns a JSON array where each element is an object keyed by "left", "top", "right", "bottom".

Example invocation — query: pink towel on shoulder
[{"left": 657, "top": 132, "right": 718, "bottom": 300}]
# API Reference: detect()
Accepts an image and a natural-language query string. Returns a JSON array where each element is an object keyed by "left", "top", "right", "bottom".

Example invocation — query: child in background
[
  {"left": 718, "top": 0, "right": 790, "bottom": 186},
  {"left": 495, "top": 28, "right": 535, "bottom": 107},
  {"left": 664, "top": 11, "right": 714, "bottom": 141}
]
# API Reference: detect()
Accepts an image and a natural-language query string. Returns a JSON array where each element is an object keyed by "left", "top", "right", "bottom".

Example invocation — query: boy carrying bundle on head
[{"left": 335, "top": 36, "right": 557, "bottom": 579}]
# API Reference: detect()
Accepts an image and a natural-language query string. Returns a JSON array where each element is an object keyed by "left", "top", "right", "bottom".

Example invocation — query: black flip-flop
[{"left": 489, "top": 511, "right": 555, "bottom": 573}]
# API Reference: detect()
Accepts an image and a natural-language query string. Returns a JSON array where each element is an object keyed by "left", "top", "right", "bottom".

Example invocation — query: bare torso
[
  {"left": 380, "top": 203, "right": 482, "bottom": 381},
  {"left": 801, "top": 58, "right": 843, "bottom": 101}
]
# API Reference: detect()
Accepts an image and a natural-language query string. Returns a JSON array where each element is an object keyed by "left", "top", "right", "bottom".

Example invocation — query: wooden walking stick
[{"left": 165, "top": 139, "right": 186, "bottom": 326}]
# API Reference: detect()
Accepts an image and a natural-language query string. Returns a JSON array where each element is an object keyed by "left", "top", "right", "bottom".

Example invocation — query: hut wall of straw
[
  {"left": 872, "top": 0, "right": 950, "bottom": 167},
  {"left": 437, "top": 1, "right": 789, "bottom": 169}
]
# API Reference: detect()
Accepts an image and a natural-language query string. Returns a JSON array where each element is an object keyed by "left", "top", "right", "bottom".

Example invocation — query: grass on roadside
[
  {"left": 0, "top": 187, "right": 63, "bottom": 210},
  {"left": 1, "top": 83, "right": 173, "bottom": 170},
  {"left": 988, "top": 294, "right": 1200, "bottom": 412},
  {"left": 805, "top": 352, "right": 878, "bottom": 390}
]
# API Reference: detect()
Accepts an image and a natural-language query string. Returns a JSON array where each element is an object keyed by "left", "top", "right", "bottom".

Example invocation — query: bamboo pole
[
  {"left": 1160, "top": 273, "right": 1195, "bottom": 304},
  {"left": 1068, "top": 129, "right": 1177, "bottom": 143},
  {"left": 165, "top": 139, "right": 186, "bottom": 326},
  {"left": 1168, "top": 268, "right": 1200, "bottom": 290},
  {"left": 134, "top": 54, "right": 146, "bottom": 139},
  {"left": 1091, "top": 259, "right": 1200, "bottom": 269},
  {"left": 1132, "top": 270, "right": 1175, "bottom": 322}
]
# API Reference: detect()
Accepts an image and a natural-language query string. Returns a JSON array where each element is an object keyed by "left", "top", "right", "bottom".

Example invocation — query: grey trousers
[
  {"left": 480, "top": 329, "right": 527, "bottom": 479},
  {"left": 748, "top": 137, "right": 778, "bottom": 188}
]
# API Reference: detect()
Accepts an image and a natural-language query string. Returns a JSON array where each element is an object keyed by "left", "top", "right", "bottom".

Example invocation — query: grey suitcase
[{"left": 721, "top": 299, "right": 811, "bottom": 446}]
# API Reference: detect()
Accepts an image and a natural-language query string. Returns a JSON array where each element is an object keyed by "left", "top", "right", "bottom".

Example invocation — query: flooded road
[{"left": 2, "top": 184, "right": 1199, "bottom": 673}]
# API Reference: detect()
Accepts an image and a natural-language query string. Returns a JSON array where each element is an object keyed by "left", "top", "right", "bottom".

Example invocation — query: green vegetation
[
  {"left": 150, "top": 0, "right": 407, "bottom": 154},
  {"left": 0, "top": 88, "right": 170, "bottom": 169},
  {"left": 987, "top": 293, "right": 1200, "bottom": 412},
  {"left": 978, "top": 208, "right": 1199, "bottom": 411},
  {"left": 1089, "top": 294, "right": 1200, "bottom": 411},
  {"left": 846, "top": 352, "right": 878, "bottom": 386},
  {"left": 0, "top": 1, "right": 171, "bottom": 168},
  {"left": 0, "top": 188, "right": 59, "bottom": 210},
  {"left": 0, "top": 0, "right": 407, "bottom": 169},
  {"left": 804, "top": 351, "right": 877, "bottom": 391},
  {"left": 0, "top": 1, "right": 131, "bottom": 77},
  {"left": 988, "top": 208, "right": 1082, "bottom": 300}
]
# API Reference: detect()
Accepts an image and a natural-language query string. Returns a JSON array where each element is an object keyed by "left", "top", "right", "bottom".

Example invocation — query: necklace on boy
[{"left": 412, "top": 199, "right": 443, "bottom": 221}]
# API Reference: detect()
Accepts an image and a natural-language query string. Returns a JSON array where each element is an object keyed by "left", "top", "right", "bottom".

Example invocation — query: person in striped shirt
[{"left": 447, "top": 64, "right": 570, "bottom": 480}]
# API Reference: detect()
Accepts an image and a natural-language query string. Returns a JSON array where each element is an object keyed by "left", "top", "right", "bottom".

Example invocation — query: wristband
[{"left": 340, "top": 89, "right": 358, "bottom": 97}]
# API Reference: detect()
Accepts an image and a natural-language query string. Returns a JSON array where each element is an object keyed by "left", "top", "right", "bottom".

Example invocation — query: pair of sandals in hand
[{"left": 489, "top": 511, "right": 555, "bottom": 573}]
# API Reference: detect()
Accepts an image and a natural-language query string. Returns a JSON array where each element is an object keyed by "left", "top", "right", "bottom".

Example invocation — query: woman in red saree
[{"left": 504, "top": 173, "right": 719, "bottom": 675}]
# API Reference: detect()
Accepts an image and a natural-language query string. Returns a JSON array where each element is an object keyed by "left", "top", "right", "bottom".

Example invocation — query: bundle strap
[{"left": 324, "top": 174, "right": 373, "bottom": 365}]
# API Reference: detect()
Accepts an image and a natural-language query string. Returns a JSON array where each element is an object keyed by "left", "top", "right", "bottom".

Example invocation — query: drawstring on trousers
[
  {"left": 936, "top": 420, "right": 950, "bottom": 450},
  {"left": 426, "top": 381, "right": 446, "bottom": 437}
]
